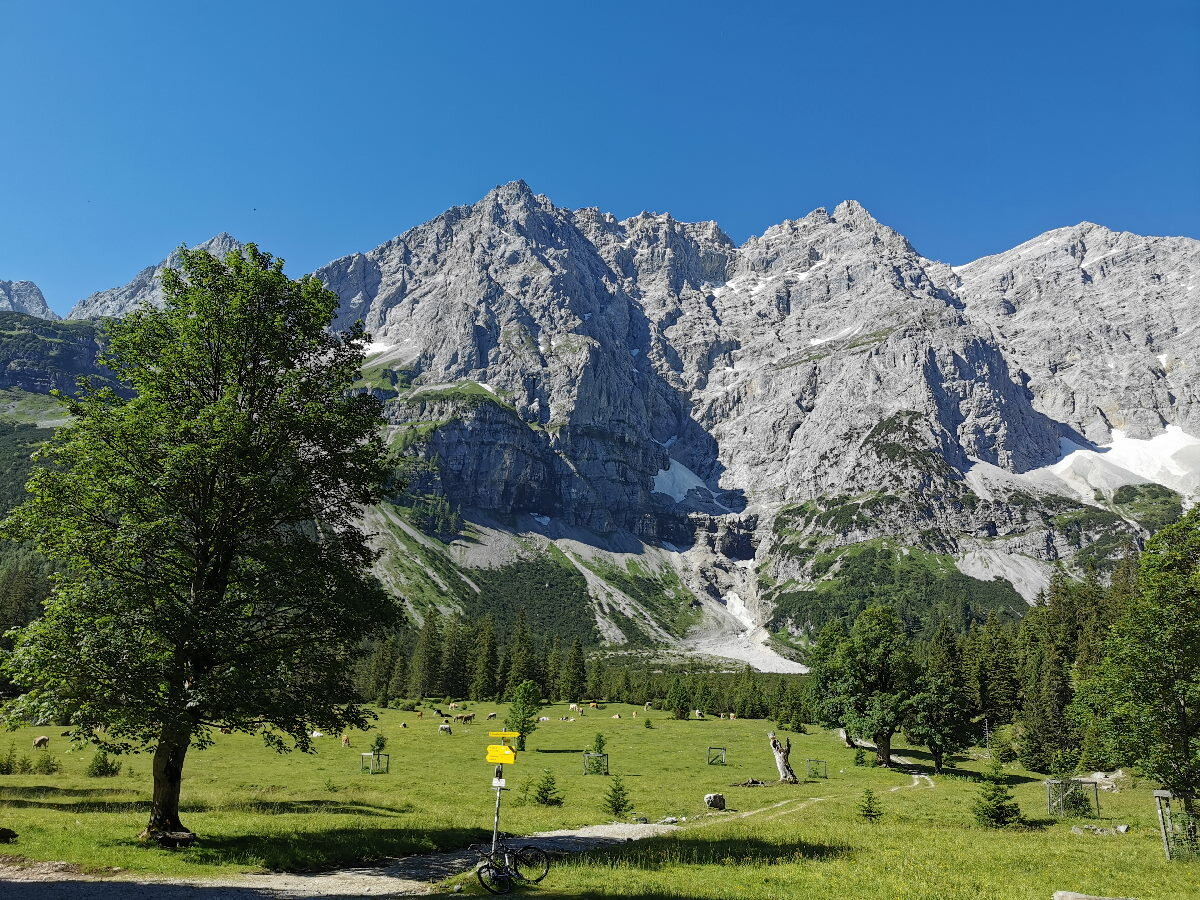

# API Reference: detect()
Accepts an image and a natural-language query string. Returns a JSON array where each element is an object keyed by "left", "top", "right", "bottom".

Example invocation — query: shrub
[
  {"left": 32, "top": 753, "right": 61, "bottom": 775},
  {"left": 643, "top": 719, "right": 654, "bottom": 729},
  {"left": 85, "top": 750, "right": 122, "bottom": 778},
  {"left": 857, "top": 788, "right": 884, "bottom": 823},
  {"left": 370, "top": 734, "right": 388, "bottom": 755},
  {"left": 590, "top": 733, "right": 607, "bottom": 754},
  {"left": 853, "top": 748, "right": 867, "bottom": 766},
  {"left": 603, "top": 775, "right": 633, "bottom": 819},
  {"left": 533, "top": 769, "right": 563, "bottom": 806},
  {"left": 395, "top": 699, "right": 418, "bottom": 712}
]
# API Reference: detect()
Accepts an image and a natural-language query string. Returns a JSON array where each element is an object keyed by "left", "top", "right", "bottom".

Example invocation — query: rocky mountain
[
  {"left": 67, "top": 233, "right": 243, "bottom": 320},
  {"left": 18, "top": 183, "right": 1199, "bottom": 669},
  {"left": 0, "top": 280, "right": 57, "bottom": 319}
]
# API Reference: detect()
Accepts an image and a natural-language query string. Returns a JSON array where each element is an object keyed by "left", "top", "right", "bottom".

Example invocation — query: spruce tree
[
  {"left": 387, "top": 647, "right": 408, "bottom": 702},
  {"left": 504, "top": 611, "right": 535, "bottom": 699},
  {"left": 439, "top": 616, "right": 470, "bottom": 700},
  {"left": 533, "top": 769, "right": 563, "bottom": 806},
  {"left": 857, "top": 787, "right": 884, "bottom": 823},
  {"left": 666, "top": 676, "right": 689, "bottom": 719},
  {"left": 408, "top": 611, "right": 442, "bottom": 699},
  {"left": 972, "top": 757, "right": 1022, "bottom": 827},
  {"left": 558, "top": 637, "right": 586, "bottom": 703},
  {"left": 505, "top": 679, "right": 541, "bottom": 751},
  {"left": 469, "top": 616, "right": 498, "bottom": 702},
  {"left": 602, "top": 775, "right": 633, "bottom": 819}
]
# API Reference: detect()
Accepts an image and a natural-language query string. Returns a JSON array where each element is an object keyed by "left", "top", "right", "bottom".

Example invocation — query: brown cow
[
  {"left": 417, "top": 710, "right": 424, "bottom": 719},
  {"left": 589, "top": 702, "right": 598, "bottom": 709},
  {"left": 32, "top": 736, "right": 49, "bottom": 749},
  {"left": 461, "top": 713, "right": 475, "bottom": 724},
  {"left": 341, "top": 735, "right": 351, "bottom": 747}
]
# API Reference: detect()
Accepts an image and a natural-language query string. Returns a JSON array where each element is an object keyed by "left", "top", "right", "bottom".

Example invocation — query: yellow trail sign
[
  {"left": 486, "top": 745, "right": 516, "bottom": 764},
  {"left": 489, "top": 731, "right": 520, "bottom": 738}
]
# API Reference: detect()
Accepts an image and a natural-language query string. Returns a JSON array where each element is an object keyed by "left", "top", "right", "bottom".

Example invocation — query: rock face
[
  {"left": 67, "top": 233, "right": 242, "bottom": 320},
  {"left": 0, "top": 280, "right": 57, "bottom": 319},
  {"left": 19, "top": 183, "right": 1198, "bottom": 654},
  {"left": 313, "top": 182, "right": 1198, "bottom": 631}
]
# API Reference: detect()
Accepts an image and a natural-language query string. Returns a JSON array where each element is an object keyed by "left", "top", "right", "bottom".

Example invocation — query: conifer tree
[
  {"left": 505, "top": 679, "right": 541, "bottom": 751},
  {"left": 387, "top": 646, "right": 408, "bottom": 701},
  {"left": 666, "top": 676, "right": 689, "bottom": 719},
  {"left": 439, "top": 617, "right": 470, "bottom": 700},
  {"left": 504, "top": 611, "right": 535, "bottom": 699},
  {"left": 558, "top": 637, "right": 586, "bottom": 703},
  {"left": 469, "top": 616, "right": 498, "bottom": 701},
  {"left": 408, "top": 611, "right": 442, "bottom": 699},
  {"left": 602, "top": 775, "right": 633, "bottom": 819},
  {"left": 972, "top": 756, "right": 1023, "bottom": 827}
]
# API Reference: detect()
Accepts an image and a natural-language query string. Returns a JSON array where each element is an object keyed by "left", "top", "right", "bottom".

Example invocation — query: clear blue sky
[{"left": 2, "top": 1, "right": 1197, "bottom": 315}]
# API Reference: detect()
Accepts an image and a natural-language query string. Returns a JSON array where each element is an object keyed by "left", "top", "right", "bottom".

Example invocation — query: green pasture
[{"left": 0, "top": 703, "right": 1195, "bottom": 899}]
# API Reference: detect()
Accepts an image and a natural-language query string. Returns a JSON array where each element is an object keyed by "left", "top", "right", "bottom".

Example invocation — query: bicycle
[{"left": 471, "top": 836, "right": 551, "bottom": 895}]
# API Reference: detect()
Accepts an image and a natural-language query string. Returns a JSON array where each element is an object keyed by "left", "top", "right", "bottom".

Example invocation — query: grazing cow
[
  {"left": 341, "top": 736, "right": 351, "bottom": 747},
  {"left": 438, "top": 723, "right": 452, "bottom": 735},
  {"left": 449, "top": 702, "right": 460, "bottom": 710},
  {"left": 417, "top": 710, "right": 424, "bottom": 719},
  {"left": 32, "top": 736, "right": 49, "bottom": 749},
  {"left": 569, "top": 703, "right": 580, "bottom": 712},
  {"left": 644, "top": 701, "right": 652, "bottom": 710},
  {"left": 589, "top": 702, "right": 598, "bottom": 709},
  {"left": 401, "top": 722, "right": 407, "bottom": 728},
  {"left": 433, "top": 708, "right": 446, "bottom": 717},
  {"left": 486, "top": 712, "right": 497, "bottom": 720},
  {"left": 538, "top": 716, "right": 550, "bottom": 722},
  {"left": 310, "top": 730, "right": 324, "bottom": 738},
  {"left": 462, "top": 713, "right": 475, "bottom": 724},
  {"left": 632, "top": 711, "right": 637, "bottom": 718},
  {"left": 611, "top": 714, "right": 621, "bottom": 719},
  {"left": 220, "top": 727, "right": 232, "bottom": 734},
  {"left": 729, "top": 713, "right": 736, "bottom": 720},
  {"left": 568, "top": 717, "right": 576, "bottom": 722},
  {"left": 718, "top": 713, "right": 726, "bottom": 719},
  {"left": 695, "top": 710, "right": 705, "bottom": 720}
]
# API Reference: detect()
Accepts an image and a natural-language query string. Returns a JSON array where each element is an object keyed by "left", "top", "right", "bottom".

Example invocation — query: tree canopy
[{"left": 0, "top": 244, "right": 399, "bottom": 837}]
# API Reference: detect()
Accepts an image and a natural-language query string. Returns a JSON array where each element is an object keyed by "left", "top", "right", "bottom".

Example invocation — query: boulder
[
  {"left": 0, "top": 828, "right": 17, "bottom": 844},
  {"left": 704, "top": 793, "right": 726, "bottom": 810}
]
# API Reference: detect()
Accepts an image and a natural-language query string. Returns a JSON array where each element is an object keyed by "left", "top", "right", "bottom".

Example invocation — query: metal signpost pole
[{"left": 491, "top": 763, "right": 503, "bottom": 854}]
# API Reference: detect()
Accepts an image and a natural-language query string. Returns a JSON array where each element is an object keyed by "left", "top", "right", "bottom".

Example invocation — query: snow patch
[
  {"left": 531, "top": 514, "right": 551, "bottom": 526},
  {"left": 723, "top": 591, "right": 756, "bottom": 633},
  {"left": 1052, "top": 426, "right": 1200, "bottom": 498},
  {"left": 652, "top": 457, "right": 725, "bottom": 508},
  {"left": 476, "top": 382, "right": 497, "bottom": 395},
  {"left": 630, "top": 348, "right": 640, "bottom": 357}
]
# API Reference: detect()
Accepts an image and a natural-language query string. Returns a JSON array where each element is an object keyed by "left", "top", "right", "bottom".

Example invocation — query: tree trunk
[
  {"left": 874, "top": 731, "right": 893, "bottom": 768},
  {"left": 768, "top": 731, "right": 797, "bottom": 784},
  {"left": 143, "top": 722, "right": 193, "bottom": 838},
  {"left": 842, "top": 730, "right": 856, "bottom": 749},
  {"left": 931, "top": 748, "right": 944, "bottom": 774}
]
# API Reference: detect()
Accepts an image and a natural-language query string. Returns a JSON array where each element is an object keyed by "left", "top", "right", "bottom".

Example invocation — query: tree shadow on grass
[
  {"left": 0, "top": 798, "right": 413, "bottom": 817},
  {"left": 534, "top": 748, "right": 586, "bottom": 754},
  {"left": 0, "top": 785, "right": 133, "bottom": 798},
  {"left": 103, "top": 824, "right": 488, "bottom": 872}
]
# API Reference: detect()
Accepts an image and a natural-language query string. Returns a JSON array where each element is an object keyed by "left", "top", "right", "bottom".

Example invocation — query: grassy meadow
[{"left": 0, "top": 702, "right": 1196, "bottom": 898}]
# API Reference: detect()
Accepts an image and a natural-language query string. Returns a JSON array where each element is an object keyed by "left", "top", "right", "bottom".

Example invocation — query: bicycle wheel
[
  {"left": 513, "top": 845, "right": 550, "bottom": 883},
  {"left": 477, "top": 861, "right": 513, "bottom": 894}
]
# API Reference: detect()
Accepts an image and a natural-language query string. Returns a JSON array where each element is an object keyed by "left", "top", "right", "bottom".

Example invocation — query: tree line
[{"left": 809, "top": 509, "right": 1200, "bottom": 819}]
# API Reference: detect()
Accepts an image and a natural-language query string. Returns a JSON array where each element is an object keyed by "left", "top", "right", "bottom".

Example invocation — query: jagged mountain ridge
[{"left": 37, "top": 183, "right": 1200, "bottom": 662}]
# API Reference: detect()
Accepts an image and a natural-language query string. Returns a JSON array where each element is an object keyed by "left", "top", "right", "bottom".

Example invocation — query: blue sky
[{"left": 2, "top": 1, "right": 1197, "bottom": 315}]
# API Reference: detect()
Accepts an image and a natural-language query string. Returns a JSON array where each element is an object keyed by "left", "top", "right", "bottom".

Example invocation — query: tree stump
[{"left": 768, "top": 731, "right": 798, "bottom": 784}]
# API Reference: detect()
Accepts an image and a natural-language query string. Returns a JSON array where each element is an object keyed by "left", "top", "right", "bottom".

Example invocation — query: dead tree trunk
[{"left": 768, "top": 731, "right": 798, "bottom": 784}]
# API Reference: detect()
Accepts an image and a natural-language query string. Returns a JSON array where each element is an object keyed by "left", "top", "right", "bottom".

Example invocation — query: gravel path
[{"left": 0, "top": 823, "right": 678, "bottom": 899}]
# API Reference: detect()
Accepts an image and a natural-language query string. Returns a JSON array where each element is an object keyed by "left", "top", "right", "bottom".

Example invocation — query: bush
[
  {"left": 590, "top": 733, "right": 607, "bottom": 754},
  {"left": 31, "top": 753, "right": 61, "bottom": 775},
  {"left": 0, "top": 743, "right": 32, "bottom": 775},
  {"left": 603, "top": 775, "right": 633, "bottom": 819},
  {"left": 370, "top": 734, "right": 388, "bottom": 755},
  {"left": 395, "top": 699, "right": 418, "bottom": 712},
  {"left": 85, "top": 750, "right": 122, "bottom": 778},
  {"left": 533, "top": 769, "right": 564, "bottom": 806},
  {"left": 853, "top": 748, "right": 867, "bottom": 766}
]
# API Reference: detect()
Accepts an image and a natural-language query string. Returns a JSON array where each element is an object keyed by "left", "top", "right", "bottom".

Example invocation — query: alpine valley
[{"left": 5, "top": 181, "right": 1199, "bottom": 671}]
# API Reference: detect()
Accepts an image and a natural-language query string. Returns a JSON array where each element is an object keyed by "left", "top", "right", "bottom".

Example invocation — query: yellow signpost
[
  {"left": 486, "top": 732, "right": 521, "bottom": 854},
  {"left": 485, "top": 744, "right": 516, "bottom": 764}
]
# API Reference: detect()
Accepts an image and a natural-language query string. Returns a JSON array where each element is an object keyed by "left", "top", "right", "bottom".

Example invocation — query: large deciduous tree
[
  {"left": 0, "top": 245, "right": 399, "bottom": 839},
  {"left": 1088, "top": 508, "right": 1200, "bottom": 817},
  {"left": 904, "top": 621, "right": 974, "bottom": 773},
  {"left": 831, "top": 605, "right": 915, "bottom": 766}
]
